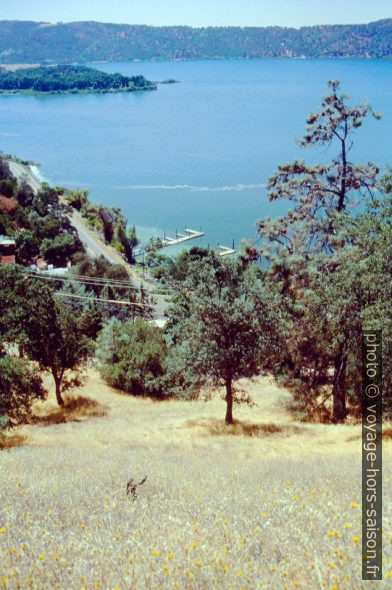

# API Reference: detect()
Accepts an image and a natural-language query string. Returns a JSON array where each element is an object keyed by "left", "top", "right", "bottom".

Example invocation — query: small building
[{"left": 0, "top": 235, "right": 16, "bottom": 264}]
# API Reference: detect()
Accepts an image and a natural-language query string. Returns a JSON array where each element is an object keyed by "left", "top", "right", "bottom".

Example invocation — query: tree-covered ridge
[
  {"left": 0, "top": 65, "right": 156, "bottom": 94},
  {"left": 0, "top": 19, "right": 391, "bottom": 63}
]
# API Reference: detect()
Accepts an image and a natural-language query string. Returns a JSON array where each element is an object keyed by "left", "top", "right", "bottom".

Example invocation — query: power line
[
  {"left": 22, "top": 270, "right": 143, "bottom": 291},
  {"left": 53, "top": 292, "right": 150, "bottom": 307},
  {"left": 64, "top": 272, "right": 138, "bottom": 287},
  {"left": 23, "top": 269, "right": 138, "bottom": 287}
]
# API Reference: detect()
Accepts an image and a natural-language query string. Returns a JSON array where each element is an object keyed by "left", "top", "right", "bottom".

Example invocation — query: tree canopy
[
  {"left": 258, "top": 80, "right": 387, "bottom": 422},
  {"left": 165, "top": 253, "right": 281, "bottom": 423},
  {"left": 0, "top": 65, "right": 156, "bottom": 94}
]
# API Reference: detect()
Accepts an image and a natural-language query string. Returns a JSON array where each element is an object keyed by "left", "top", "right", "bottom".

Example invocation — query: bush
[
  {"left": 0, "top": 355, "right": 46, "bottom": 427},
  {"left": 15, "top": 229, "right": 39, "bottom": 265},
  {"left": 0, "top": 178, "right": 16, "bottom": 198},
  {"left": 96, "top": 318, "right": 167, "bottom": 397},
  {"left": 40, "top": 233, "right": 82, "bottom": 266},
  {"left": 63, "top": 189, "right": 88, "bottom": 211}
]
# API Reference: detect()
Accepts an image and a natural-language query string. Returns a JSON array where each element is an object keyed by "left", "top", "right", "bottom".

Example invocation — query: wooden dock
[
  {"left": 161, "top": 228, "right": 204, "bottom": 248},
  {"left": 218, "top": 245, "right": 236, "bottom": 257}
]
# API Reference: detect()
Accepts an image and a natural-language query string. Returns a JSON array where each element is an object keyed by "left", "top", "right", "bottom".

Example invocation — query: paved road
[
  {"left": 8, "top": 160, "right": 170, "bottom": 320},
  {"left": 8, "top": 160, "right": 42, "bottom": 193},
  {"left": 69, "top": 209, "right": 119, "bottom": 261}
]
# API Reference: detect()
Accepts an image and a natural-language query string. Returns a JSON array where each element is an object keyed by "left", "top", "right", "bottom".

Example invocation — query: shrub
[
  {"left": 96, "top": 318, "right": 167, "bottom": 397},
  {"left": 40, "top": 233, "right": 82, "bottom": 266},
  {"left": 0, "top": 355, "right": 46, "bottom": 428}
]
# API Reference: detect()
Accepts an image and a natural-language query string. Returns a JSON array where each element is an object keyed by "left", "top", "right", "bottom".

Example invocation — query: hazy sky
[{"left": 1, "top": 0, "right": 390, "bottom": 27}]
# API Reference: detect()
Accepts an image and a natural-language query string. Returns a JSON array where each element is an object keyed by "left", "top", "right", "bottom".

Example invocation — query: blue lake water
[{"left": 1, "top": 59, "right": 391, "bottom": 251}]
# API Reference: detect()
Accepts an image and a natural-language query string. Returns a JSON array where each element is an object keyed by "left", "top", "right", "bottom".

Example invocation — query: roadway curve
[{"left": 8, "top": 160, "right": 169, "bottom": 320}]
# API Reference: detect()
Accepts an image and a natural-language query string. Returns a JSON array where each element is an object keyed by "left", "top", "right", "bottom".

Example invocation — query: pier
[
  {"left": 160, "top": 228, "right": 204, "bottom": 248},
  {"left": 218, "top": 245, "right": 236, "bottom": 257}
]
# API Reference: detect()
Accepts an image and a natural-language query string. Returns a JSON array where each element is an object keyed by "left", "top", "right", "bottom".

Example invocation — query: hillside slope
[{"left": 0, "top": 370, "right": 391, "bottom": 588}]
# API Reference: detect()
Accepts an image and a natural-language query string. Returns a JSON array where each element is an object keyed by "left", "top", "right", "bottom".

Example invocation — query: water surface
[{"left": 1, "top": 58, "right": 391, "bottom": 250}]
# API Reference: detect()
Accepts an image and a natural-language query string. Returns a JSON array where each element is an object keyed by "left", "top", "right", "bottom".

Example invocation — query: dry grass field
[{"left": 0, "top": 370, "right": 391, "bottom": 589}]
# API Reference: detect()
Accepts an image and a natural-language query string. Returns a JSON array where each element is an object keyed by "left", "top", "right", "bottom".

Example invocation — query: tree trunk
[
  {"left": 52, "top": 370, "right": 64, "bottom": 406},
  {"left": 332, "top": 351, "right": 347, "bottom": 423},
  {"left": 225, "top": 377, "right": 234, "bottom": 425}
]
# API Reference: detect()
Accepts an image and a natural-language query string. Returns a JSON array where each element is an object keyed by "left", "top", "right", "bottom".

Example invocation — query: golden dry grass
[{"left": 0, "top": 370, "right": 391, "bottom": 589}]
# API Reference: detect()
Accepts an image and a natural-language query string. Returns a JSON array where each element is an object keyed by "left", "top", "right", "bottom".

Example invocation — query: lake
[{"left": 1, "top": 58, "right": 391, "bottom": 252}]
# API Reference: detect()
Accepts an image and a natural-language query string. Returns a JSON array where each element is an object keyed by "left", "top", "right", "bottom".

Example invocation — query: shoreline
[
  {"left": 29, "top": 164, "right": 48, "bottom": 185},
  {"left": 0, "top": 56, "right": 389, "bottom": 71},
  {"left": 0, "top": 86, "right": 157, "bottom": 96}
]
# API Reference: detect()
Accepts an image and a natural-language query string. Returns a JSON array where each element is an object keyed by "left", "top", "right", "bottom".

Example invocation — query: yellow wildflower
[
  {"left": 352, "top": 535, "right": 360, "bottom": 543},
  {"left": 327, "top": 530, "right": 338, "bottom": 537}
]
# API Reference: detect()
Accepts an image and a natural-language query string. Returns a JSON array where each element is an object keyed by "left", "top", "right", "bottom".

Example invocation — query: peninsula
[{"left": 0, "top": 64, "right": 157, "bottom": 95}]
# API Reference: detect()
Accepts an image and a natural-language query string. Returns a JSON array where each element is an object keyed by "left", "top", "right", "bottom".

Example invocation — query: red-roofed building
[{"left": 0, "top": 235, "right": 16, "bottom": 264}]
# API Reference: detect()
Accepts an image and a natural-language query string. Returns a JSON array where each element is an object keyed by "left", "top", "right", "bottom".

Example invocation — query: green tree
[
  {"left": 0, "top": 179, "right": 15, "bottom": 198},
  {"left": 40, "top": 233, "right": 82, "bottom": 266},
  {"left": 0, "top": 157, "right": 14, "bottom": 182},
  {"left": 117, "top": 221, "right": 139, "bottom": 264},
  {"left": 32, "top": 185, "right": 60, "bottom": 216},
  {"left": 0, "top": 266, "right": 93, "bottom": 406},
  {"left": 0, "top": 265, "right": 31, "bottom": 346},
  {"left": 166, "top": 253, "right": 280, "bottom": 424},
  {"left": 96, "top": 317, "right": 167, "bottom": 396},
  {"left": 0, "top": 355, "right": 46, "bottom": 428},
  {"left": 23, "top": 296, "right": 93, "bottom": 406},
  {"left": 99, "top": 208, "right": 114, "bottom": 243},
  {"left": 16, "top": 181, "right": 35, "bottom": 208},
  {"left": 258, "top": 80, "right": 381, "bottom": 422},
  {"left": 167, "top": 246, "right": 210, "bottom": 282},
  {"left": 71, "top": 254, "right": 154, "bottom": 321},
  {"left": 259, "top": 80, "right": 380, "bottom": 260},
  {"left": 15, "top": 229, "right": 39, "bottom": 265},
  {"left": 63, "top": 188, "right": 88, "bottom": 211}
]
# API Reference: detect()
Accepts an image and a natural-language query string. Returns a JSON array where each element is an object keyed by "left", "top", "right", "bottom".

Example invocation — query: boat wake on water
[{"left": 116, "top": 183, "right": 266, "bottom": 192}]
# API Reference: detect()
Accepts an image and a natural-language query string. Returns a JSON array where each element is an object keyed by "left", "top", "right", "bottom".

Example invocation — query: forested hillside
[{"left": 0, "top": 19, "right": 391, "bottom": 63}]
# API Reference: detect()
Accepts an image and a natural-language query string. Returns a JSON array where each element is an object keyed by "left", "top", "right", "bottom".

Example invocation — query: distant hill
[{"left": 0, "top": 19, "right": 391, "bottom": 63}]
